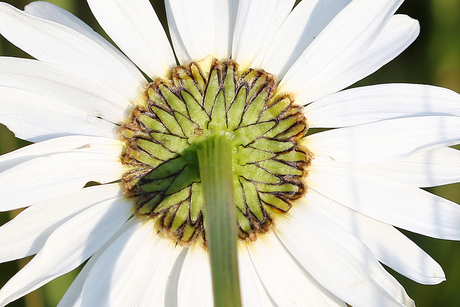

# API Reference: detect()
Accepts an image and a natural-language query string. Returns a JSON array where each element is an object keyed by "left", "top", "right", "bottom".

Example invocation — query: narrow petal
[
  {"left": 164, "top": 1, "right": 191, "bottom": 64},
  {"left": 87, "top": 0, "right": 176, "bottom": 79},
  {"left": 0, "top": 135, "right": 124, "bottom": 172},
  {"left": 238, "top": 244, "right": 276, "bottom": 307},
  {"left": 232, "top": 0, "right": 296, "bottom": 70},
  {"left": 0, "top": 57, "right": 128, "bottom": 123},
  {"left": 305, "top": 116, "right": 460, "bottom": 163},
  {"left": 248, "top": 233, "right": 347, "bottom": 306},
  {"left": 58, "top": 219, "right": 137, "bottom": 307},
  {"left": 277, "top": 211, "right": 414, "bottom": 307},
  {"left": 166, "top": 0, "right": 238, "bottom": 63},
  {"left": 0, "top": 152, "right": 127, "bottom": 211},
  {"left": 262, "top": 0, "right": 351, "bottom": 78},
  {"left": 0, "top": 198, "right": 132, "bottom": 306},
  {"left": 350, "top": 147, "right": 460, "bottom": 188},
  {"left": 0, "top": 3, "right": 145, "bottom": 103},
  {"left": 0, "top": 183, "right": 122, "bottom": 263},
  {"left": 279, "top": 0, "right": 403, "bottom": 104},
  {"left": 308, "top": 156, "right": 460, "bottom": 240},
  {"left": 77, "top": 220, "right": 183, "bottom": 307},
  {"left": 315, "top": 15, "right": 419, "bottom": 100},
  {"left": 178, "top": 243, "right": 213, "bottom": 307},
  {"left": 306, "top": 84, "right": 460, "bottom": 128},
  {"left": 0, "top": 86, "right": 117, "bottom": 142},
  {"left": 303, "top": 189, "right": 445, "bottom": 285}
]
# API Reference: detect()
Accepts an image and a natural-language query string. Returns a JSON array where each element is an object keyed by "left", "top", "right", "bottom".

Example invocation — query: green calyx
[{"left": 121, "top": 59, "right": 310, "bottom": 244}]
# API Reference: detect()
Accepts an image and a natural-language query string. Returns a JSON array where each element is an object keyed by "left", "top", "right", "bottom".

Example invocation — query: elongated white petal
[
  {"left": 352, "top": 147, "right": 460, "bottom": 187},
  {"left": 58, "top": 219, "right": 137, "bottom": 307},
  {"left": 248, "top": 233, "right": 347, "bottom": 307},
  {"left": 166, "top": 0, "right": 237, "bottom": 63},
  {"left": 238, "top": 244, "right": 276, "bottom": 307},
  {"left": 232, "top": 0, "right": 296, "bottom": 70},
  {"left": 164, "top": 1, "right": 191, "bottom": 64},
  {"left": 0, "top": 3, "right": 145, "bottom": 103},
  {"left": 0, "top": 135, "right": 124, "bottom": 172},
  {"left": 316, "top": 15, "right": 419, "bottom": 101},
  {"left": 305, "top": 116, "right": 460, "bottom": 163},
  {"left": 76, "top": 220, "right": 183, "bottom": 307},
  {"left": 302, "top": 189, "right": 445, "bottom": 285},
  {"left": 277, "top": 212, "right": 414, "bottom": 307},
  {"left": 306, "top": 84, "right": 460, "bottom": 128},
  {"left": 0, "top": 152, "right": 126, "bottom": 211},
  {"left": 87, "top": 0, "right": 175, "bottom": 79},
  {"left": 0, "top": 183, "right": 122, "bottom": 263},
  {"left": 308, "top": 156, "right": 460, "bottom": 240},
  {"left": 0, "top": 198, "right": 132, "bottom": 306},
  {"left": 0, "top": 86, "right": 117, "bottom": 142},
  {"left": 178, "top": 242, "right": 212, "bottom": 307},
  {"left": 23, "top": 1, "right": 132, "bottom": 63},
  {"left": 279, "top": 0, "right": 403, "bottom": 104},
  {"left": 262, "top": 0, "right": 351, "bottom": 78},
  {"left": 0, "top": 57, "right": 128, "bottom": 123}
]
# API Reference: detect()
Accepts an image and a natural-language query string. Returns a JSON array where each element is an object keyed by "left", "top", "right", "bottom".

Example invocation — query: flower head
[{"left": 1, "top": 0, "right": 460, "bottom": 306}]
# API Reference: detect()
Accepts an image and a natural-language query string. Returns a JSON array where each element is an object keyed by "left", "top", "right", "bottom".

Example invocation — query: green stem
[{"left": 197, "top": 135, "right": 242, "bottom": 307}]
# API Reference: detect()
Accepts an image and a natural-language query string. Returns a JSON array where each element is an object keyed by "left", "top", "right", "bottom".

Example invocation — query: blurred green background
[{"left": 1, "top": 0, "right": 460, "bottom": 306}]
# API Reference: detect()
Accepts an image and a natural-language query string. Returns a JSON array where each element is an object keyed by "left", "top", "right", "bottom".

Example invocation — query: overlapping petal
[
  {"left": 0, "top": 57, "right": 128, "bottom": 123},
  {"left": 0, "top": 197, "right": 133, "bottom": 306},
  {"left": 75, "top": 220, "right": 183, "bottom": 307},
  {"left": 166, "top": 0, "right": 238, "bottom": 64},
  {"left": 87, "top": 0, "right": 176, "bottom": 79},
  {"left": 0, "top": 152, "right": 127, "bottom": 211},
  {"left": 308, "top": 156, "right": 460, "bottom": 240},
  {"left": 306, "top": 83, "right": 460, "bottom": 128},
  {"left": 279, "top": 0, "right": 403, "bottom": 103},
  {"left": 305, "top": 116, "right": 460, "bottom": 163},
  {"left": 0, "top": 184, "right": 122, "bottom": 263},
  {"left": 232, "top": 0, "right": 296, "bottom": 70},
  {"left": 0, "top": 3, "right": 145, "bottom": 104}
]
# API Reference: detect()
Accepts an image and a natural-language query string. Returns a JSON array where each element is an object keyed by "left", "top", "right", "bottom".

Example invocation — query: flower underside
[{"left": 120, "top": 59, "right": 311, "bottom": 245}]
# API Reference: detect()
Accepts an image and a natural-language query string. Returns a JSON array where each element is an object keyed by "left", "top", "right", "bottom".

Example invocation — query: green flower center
[{"left": 120, "top": 59, "right": 311, "bottom": 244}]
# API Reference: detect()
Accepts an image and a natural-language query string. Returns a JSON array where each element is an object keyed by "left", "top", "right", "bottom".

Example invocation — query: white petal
[
  {"left": 58, "top": 219, "right": 137, "bottom": 307},
  {"left": 0, "top": 3, "right": 145, "bottom": 103},
  {"left": 353, "top": 147, "right": 460, "bottom": 188},
  {"left": 23, "top": 1, "right": 131, "bottom": 60},
  {"left": 164, "top": 1, "right": 191, "bottom": 64},
  {"left": 262, "top": 0, "right": 351, "bottom": 78},
  {"left": 0, "top": 86, "right": 117, "bottom": 142},
  {"left": 178, "top": 242, "right": 213, "bottom": 307},
  {"left": 277, "top": 212, "right": 414, "bottom": 307},
  {"left": 316, "top": 15, "right": 419, "bottom": 101},
  {"left": 303, "top": 189, "right": 445, "bottom": 285},
  {"left": 305, "top": 116, "right": 460, "bottom": 163},
  {"left": 0, "top": 197, "right": 132, "bottom": 306},
  {"left": 238, "top": 244, "right": 276, "bottom": 307},
  {"left": 0, "top": 57, "right": 128, "bottom": 123},
  {"left": 279, "top": 0, "right": 403, "bottom": 104},
  {"left": 232, "top": 0, "right": 296, "bottom": 70},
  {"left": 0, "top": 152, "right": 127, "bottom": 211},
  {"left": 0, "top": 183, "right": 122, "bottom": 263},
  {"left": 166, "top": 0, "right": 238, "bottom": 63},
  {"left": 0, "top": 135, "right": 124, "bottom": 173},
  {"left": 87, "top": 0, "right": 176, "bottom": 79},
  {"left": 248, "top": 233, "right": 346, "bottom": 307},
  {"left": 308, "top": 156, "right": 460, "bottom": 240},
  {"left": 306, "top": 84, "right": 460, "bottom": 128},
  {"left": 77, "top": 220, "right": 183, "bottom": 307}
]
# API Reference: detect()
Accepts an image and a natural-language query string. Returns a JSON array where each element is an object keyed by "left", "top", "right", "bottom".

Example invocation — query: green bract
[{"left": 121, "top": 59, "right": 310, "bottom": 244}]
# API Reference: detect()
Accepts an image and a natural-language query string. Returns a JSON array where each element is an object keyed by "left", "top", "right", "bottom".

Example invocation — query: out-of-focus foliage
[{"left": 0, "top": 1, "right": 459, "bottom": 306}]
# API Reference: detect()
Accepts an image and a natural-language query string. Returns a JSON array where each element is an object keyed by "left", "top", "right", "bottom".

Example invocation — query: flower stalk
[{"left": 197, "top": 135, "right": 242, "bottom": 307}]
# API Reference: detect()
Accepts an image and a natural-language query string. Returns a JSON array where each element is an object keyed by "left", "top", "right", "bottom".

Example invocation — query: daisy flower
[{"left": 1, "top": 0, "right": 460, "bottom": 306}]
